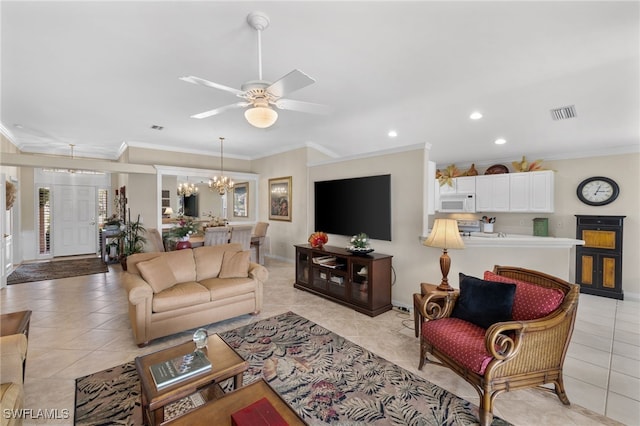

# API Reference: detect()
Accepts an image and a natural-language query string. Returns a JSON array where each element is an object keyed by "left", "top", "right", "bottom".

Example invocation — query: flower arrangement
[
  {"left": 308, "top": 231, "right": 328, "bottom": 248},
  {"left": 170, "top": 217, "right": 200, "bottom": 239},
  {"left": 512, "top": 156, "right": 545, "bottom": 172},
  {"left": 104, "top": 213, "right": 122, "bottom": 227},
  {"left": 436, "top": 164, "right": 462, "bottom": 187},
  {"left": 204, "top": 211, "right": 228, "bottom": 228},
  {"left": 348, "top": 232, "right": 372, "bottom": 253}
]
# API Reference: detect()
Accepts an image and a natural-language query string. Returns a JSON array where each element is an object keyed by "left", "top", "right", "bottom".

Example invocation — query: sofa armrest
[
  {"left": 122, "top": 272, "right": 153, "bottom": 305},
  {"left": 485, "top": 298, "right": 578, "bottom": 363},
  {"left": 248, "top": 262, "right": 269, "bottom": 283},
  {"left": 417, "top": 291, "right": 458, "bottom": 321},
  {"left": 0, "top": 334, "right": 28, "bottom": 385}
]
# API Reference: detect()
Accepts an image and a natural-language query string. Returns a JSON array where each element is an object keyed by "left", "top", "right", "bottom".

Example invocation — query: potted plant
[
  {"left": 169, "top": 216, "right": 200, "bottom": 240},
  {"left": 168, "top": 216, "right": 200, "bottom": 249},
  {"left": 120, "top": 209, "right": 147, "bottom": 270}
]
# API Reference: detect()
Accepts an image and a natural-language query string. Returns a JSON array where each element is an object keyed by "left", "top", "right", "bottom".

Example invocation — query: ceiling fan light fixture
[{"left": 245, "top": 106, "right": 278, "bottom": 128}]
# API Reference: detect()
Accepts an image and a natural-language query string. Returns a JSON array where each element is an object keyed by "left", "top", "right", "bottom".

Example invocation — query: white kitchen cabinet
[
  {"left": 456, "top": 176, "right": 476, "bottom": 193},
  {"left": 437, "top": 176, "right": 475, "bottom": 195},
  {"left": 530, "top": 171, "right": 554, "bottom": 212},
  {"left": 475, "top": 174, "right": 510, "bottom": 212},
  {"left": 509, "top": 171, "right": 554, "bottom": 212},
  {"left": 509, "top": 173, "right": 531, "bottom": 211}
]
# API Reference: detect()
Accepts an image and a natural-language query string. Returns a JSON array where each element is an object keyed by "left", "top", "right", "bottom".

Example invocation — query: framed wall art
[
  {"left": 269, "top": 176, "right": 292, "bottom": 221},
  {"left": 233, "top": 182, "right": 249, "bottom": 217}
]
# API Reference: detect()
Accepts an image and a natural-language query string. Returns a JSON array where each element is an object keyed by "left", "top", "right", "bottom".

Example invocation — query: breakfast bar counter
[{"left": 460, "top": 234, "right": 584, "bottom": 248}]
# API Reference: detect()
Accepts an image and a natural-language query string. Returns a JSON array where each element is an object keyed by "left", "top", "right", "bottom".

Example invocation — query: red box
[{"left": 231, "top": 397, "right": 288, "bottom": 426}]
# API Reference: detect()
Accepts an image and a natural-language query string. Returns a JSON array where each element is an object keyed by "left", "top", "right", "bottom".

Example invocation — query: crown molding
[
  {"left": 307, "top": 142, "right": 429, "bottom": 167},
  {"left": 434, "top": 144, "right": 640, "bottom": 170},
  {"left": 124, "top": 140, "right": 251, "bottom": 161}
]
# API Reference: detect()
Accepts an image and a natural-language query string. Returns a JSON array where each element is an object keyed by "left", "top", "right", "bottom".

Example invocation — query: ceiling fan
[{"left": 180, "top": 11, "right": 329, "bottom": 129}]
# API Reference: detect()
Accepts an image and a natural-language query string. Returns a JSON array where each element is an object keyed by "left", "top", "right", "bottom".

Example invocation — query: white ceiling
[{"left": 2, "top": 1, "right": 639, "bottom": 165}]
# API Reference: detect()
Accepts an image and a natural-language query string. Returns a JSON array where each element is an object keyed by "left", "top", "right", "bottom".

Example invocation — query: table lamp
[
  {"left": 163, "top": 207, "right": 174, "bottom": 218},
  {"left": 423, "top": 219, "right": 465, "bottom": 291}
]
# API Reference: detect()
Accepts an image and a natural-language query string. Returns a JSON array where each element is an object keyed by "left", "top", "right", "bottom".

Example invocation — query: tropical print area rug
[
  {"left": 7, "top": 257, "right": 108, "bottom": 285},
  {"left": 75, "top": 312, "right": 510, "bottom": 425}
]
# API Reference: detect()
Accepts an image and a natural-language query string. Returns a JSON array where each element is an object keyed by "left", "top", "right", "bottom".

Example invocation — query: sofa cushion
[
  {"left": 152, "top": 282, "right": 210, "bottom": 313},
  {"left": 484, "top": 271, "right": 565, "bottom": 321},
  {"left": 451, "top": 273, "right": 516, "bottom": 329},
  {"left": 219, "top": 250, "right": 251, "bottom": 278},
  {"left": 422, "top": 317, "right": 493, "bottom": 375},
  {"left": 193, "top": 244, "right": 243, "bottom": 281},
  {"left": 162, "top": 249, "right": 197, "bottom": 283},
  {"left": 199, "top": 277, "right": 257, "bottom": 300},
  {"left": 137, "top": 256, "right": 178, "bottom": 293}
]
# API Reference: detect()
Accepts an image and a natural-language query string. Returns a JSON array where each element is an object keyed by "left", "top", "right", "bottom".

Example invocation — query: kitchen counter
[{"left": 461, "top": 233, "right": 584, "bottom": 248}]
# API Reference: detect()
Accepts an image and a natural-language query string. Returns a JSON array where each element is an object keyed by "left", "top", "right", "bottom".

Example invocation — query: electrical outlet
[{"left": 393, "top": 306, "right": 410, "bottom": 313}]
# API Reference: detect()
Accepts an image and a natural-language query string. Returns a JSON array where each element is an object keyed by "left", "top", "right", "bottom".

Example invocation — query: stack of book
[
  {"left": 312, "top": 256, "right": 343, "bottom": 269},
  {"left": 150, "top": 350, "right": 212, "bottom": 389}
]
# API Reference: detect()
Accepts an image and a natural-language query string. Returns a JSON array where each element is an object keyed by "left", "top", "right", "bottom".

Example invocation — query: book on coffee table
[{"left": 150, "top": 350, "right": 212, "bottom": 389}]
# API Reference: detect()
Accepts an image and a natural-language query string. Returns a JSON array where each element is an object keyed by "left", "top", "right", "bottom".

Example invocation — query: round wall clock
[{"left": 577, "top": 176, "right": 619, "bottom": 206}]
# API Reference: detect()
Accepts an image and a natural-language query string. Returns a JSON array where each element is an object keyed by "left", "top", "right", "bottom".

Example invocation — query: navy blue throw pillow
[{"left": 451, "top": 273, "right": 516, "bottom": 329}]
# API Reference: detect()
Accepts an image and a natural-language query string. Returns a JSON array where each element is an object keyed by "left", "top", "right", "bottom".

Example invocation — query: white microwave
[{"left": 438, "top": 194, "right": 476, "bottom": 213}]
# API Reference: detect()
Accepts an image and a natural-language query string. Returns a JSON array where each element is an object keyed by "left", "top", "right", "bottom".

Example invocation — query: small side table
[{"left": 0, "top": 310, "right": 32, "bottom": 380}]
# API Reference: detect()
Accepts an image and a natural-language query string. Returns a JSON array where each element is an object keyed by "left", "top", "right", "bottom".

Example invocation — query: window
[
  {"left": 98, "top": 188, "right": 108, "bottom": 226},
  {"left": 38, "top": 187, "right": 51, "bottom": 255}
]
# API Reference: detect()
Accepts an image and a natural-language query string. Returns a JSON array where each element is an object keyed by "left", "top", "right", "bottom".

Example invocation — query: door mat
[{"left": 7, "top": 258, "right": 108, "bottom": 285}]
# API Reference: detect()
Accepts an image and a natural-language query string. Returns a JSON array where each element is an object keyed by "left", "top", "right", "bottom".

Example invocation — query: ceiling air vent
[{"left": 550, "top": 105, "right": 577, "bottom": 121}]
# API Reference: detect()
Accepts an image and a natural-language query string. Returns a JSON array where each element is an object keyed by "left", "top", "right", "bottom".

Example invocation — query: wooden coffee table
[
  {"left": 165, "top": 379, "right": 307, "bottom": 426},
  {"left": 135, "top": 334, "right": 248, "bottom": 426},
  {"left": 0, "top": 310, "right": 32, "bottom": 380}
]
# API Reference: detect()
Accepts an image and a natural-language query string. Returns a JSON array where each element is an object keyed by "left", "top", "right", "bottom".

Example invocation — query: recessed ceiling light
[
  {"left": 494, "top": 138, "right": 507, "bottom": 145},
  {"left": 469, "top": 112, "right": 483, "bottom": 120},
  {"left": 388, "top": 130, "right": 397, "bottom": 138}
]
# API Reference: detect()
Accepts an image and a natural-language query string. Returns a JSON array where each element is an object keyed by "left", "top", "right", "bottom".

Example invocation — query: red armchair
[{"left": 417, "top": 265, "right": 579, "bottom": 426}]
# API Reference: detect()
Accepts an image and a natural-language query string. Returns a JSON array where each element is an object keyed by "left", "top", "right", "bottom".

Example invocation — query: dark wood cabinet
[
  {"left": 575, "top": 215, "right": 625, "bottom": 300},
  {"left": 294, "top": 244, "right": 393, "bottom": 316}
]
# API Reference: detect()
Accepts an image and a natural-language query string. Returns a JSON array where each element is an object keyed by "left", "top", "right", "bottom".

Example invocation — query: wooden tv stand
[{"left": 294, "top": 244, "right": 393, "bottom": 316}]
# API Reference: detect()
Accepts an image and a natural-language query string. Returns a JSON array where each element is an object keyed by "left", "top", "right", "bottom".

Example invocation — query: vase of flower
[
  {"left": 176, "top": 236, "right": 191, "bottom": 250},
  {"left": 308, "top": 232, "right": 328, "bottom": 249}
]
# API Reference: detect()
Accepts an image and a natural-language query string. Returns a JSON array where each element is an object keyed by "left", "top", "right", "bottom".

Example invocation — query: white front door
[{"left": 53, "top": 185, "right": 97, "bottom": 256}]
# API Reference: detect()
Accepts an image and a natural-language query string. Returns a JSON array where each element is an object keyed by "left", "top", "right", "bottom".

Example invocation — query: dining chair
[
  {"left": 229, "top": 225, "right": 252, "bottom": 251},
  {"left": 251, "top": 222, "right": 269, "bottom": 264},
  {"left": 204, "top": 226, "right": 230, "bottom": 246}
]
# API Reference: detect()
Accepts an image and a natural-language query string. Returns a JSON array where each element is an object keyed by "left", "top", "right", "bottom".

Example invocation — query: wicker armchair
[{"left": 417, "top": 265, "right": 579, "bottom": 426}]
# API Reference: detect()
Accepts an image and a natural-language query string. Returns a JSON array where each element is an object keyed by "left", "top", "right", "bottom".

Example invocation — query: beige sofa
[
  {"left": 0, "top": 334, "right": 28, "bottom": 426},
  {"left": 122, "top": 243, "right": 267, "bottom": 347}
]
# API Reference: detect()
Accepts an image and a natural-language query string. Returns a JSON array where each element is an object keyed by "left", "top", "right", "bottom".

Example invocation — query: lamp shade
[
  {"left": 245, "top": 106, "right": 278, "bottom": 128},
  {"left": 424, "top": 219, "right": 465, "bottom": 250},
  {"left": 163, "top": 207, "right": 174, "bottom": 216}
]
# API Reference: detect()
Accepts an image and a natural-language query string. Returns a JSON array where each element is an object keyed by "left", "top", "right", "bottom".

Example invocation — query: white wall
[{"left": 307, "top": 147, "right": 432, "bottom": 309}]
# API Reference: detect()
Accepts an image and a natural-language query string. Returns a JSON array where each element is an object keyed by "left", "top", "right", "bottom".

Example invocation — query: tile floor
[{"left": 0, "top": 257, "right": 638, "bottom": 425}]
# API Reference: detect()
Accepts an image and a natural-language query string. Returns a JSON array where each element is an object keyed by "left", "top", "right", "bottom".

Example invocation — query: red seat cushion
[
  {"left": 422, "top": 318, "right": 493, "bottom": 375},
  {"left": 484, "top": 271, "right": 564, "bottom": 321}
]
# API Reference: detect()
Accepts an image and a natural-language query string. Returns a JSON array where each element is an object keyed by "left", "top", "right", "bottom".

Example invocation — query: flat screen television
[
  {"left": 183, "top": 194, "right": 199, "bottom": 217},
  {"left": 314, "top": 174, "right": 391, "bottom": 241}
]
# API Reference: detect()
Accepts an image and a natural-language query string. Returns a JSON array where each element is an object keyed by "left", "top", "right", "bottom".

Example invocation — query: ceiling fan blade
[
  {"left": 179, "top": 76, "right": 245, "bottom": 97},
  {"left": 274, "top": 99, "right": 331, "bottom": 115},
  {"left": 191, "top": 102, "right": 250, "bottom": 119},
  {"left": 266, "top": 69, "right": 315, "bottom": 98}
]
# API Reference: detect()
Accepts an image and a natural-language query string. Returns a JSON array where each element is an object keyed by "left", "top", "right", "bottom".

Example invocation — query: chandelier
[
  {"left": 209, "top": 137, "right": 235, "bottom": 195},
  {"left": 177, "top": 181, "right": 198, "bottom": 197}
]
